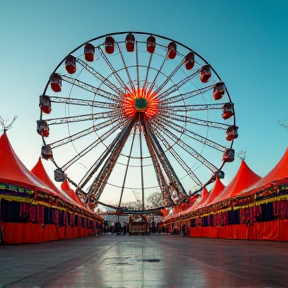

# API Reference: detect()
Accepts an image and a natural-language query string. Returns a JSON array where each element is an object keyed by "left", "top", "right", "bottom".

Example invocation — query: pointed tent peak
[
  {"left": 240, "top": 146, "right": 288, "bottom": 196},
  {"left": 184, "top": 186, "right": 210, "bottom": 213},
  {"left": 0, "top": 131, "right": 57, "bottom": 196},
  {"left": 201, "top": 177, "right": 225, "bottom": 207},
  {"left": 210, "top": 159, "right": 262, "bottom": 205},
  {"left": 31, "top": 157, "right": 60, "bottom": 194},
  {"left": 193, "top": 186, "right": 209, "bottom": 209},
  {"left": 61, "top": 179, "right": 85, "bottom": 207}
]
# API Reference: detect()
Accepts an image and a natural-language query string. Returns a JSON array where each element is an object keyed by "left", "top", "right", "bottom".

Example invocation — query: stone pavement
[{"left": 0, "top": 234, "right": 288, "bottom": 288}]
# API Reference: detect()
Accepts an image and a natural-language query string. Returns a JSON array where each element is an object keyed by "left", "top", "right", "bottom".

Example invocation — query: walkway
[{"left": 1, "top": 235, "right": 288, "bottom": 287}]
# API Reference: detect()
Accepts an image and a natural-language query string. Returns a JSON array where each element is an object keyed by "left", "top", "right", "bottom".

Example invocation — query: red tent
[
  {"left": 240, "top": 147, "right": 288, "bottom": 196},
  {"left": 210, "top": 160, "right": 261, "bottom": 205},
  {"left": 0, "top": 132, "right": 58, "bottom": 197},
  {"left": 31, "top": 157, "right": 76, "bottom": 204},
  {"left": 200, "top": 177, "right": 225, "bottom": 207},
  {"left": 61, "top": 179, "right": 88, "bottom": 208},
  {"left": 193, "top": 186, "right": 209, "bottom": 209}
]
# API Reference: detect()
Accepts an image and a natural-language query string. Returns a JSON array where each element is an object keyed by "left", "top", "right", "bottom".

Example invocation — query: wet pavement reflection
[{"left": 1, "top": 235, "right": 288, "bottom": 287}]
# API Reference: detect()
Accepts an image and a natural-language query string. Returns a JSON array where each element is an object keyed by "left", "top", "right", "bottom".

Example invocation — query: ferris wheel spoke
[
  {"left": 150, "top": 119, "right": 218, "bottom": 172},
  {"left": 160, "top": 112, "right": 229, "bottom": 130},
  {"left": 76, "top": 58, "right": 124, "bottom": 96},
  {"left": 47, "top": 95, "right": 120, "bottom": 109},
  {"left": 143, "top": 51, "right": 153, "bottom": 91},
  {"left": 118, "top": 125, "right": 137, "bottom": 207},
  {"left": 86, "top": 115, "right": 138, "bottom": 202},
  {"left": 153, "top": 61, "right": 184, "bottom": 95},
  {"left": 161, "top": 102, "right": 227, "bottom": 113},
  {"left": 157, "top": 115, "right": 227, "bottom": 152},
  {"left": 45, "top": 110, "right": 122, "bottom": 125},
  {"left": 147, "top": 56, "right": 167, "bottom": 94},
  {"left": 49, "top": 117, "right": 122, "bottom": 149},
  {"left": 98, "top": 47, "right": 132, "bottom": 94},
  {"left": 61, "top": 75, "right": 120, "bottom": 103},
  {"left": 157, "top": 68, "right": 201, "bottom": 101},
  {"left": 153, "top": 129, "right": 202, "bottom": 186},
  {"left": 116, "top": 43, "right": 136, "bottom": 93},
  {"left": 159, "top": 84, "right": 214, "bottom": 106},
  {"left": 136, "top": 42, "right": 140, "bottom": 91}
]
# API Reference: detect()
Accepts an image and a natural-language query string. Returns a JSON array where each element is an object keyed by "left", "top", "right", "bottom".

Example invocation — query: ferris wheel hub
[
  {"left": 135, "top": 98, "right": 148, "bottom": 112},
  {"left": 122, "top": 88, "right": 158, "bottom": 119}
]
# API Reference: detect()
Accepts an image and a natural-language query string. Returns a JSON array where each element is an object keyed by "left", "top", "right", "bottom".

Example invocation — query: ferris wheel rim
[{"left": 39, "top": 31, "right": 237, "bottom": 211}]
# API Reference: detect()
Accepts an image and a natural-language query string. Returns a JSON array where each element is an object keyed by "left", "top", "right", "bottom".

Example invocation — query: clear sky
[{"left": 0, "top": 0, "right": 287, "bottom": 204}]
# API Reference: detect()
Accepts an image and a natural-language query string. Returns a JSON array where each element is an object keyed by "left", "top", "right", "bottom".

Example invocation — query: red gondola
[
  {"left": 105, "top": 36, "right": 115, "bottom": 54},
  {"left": 126, "top": 33, "right": 135, "bottom": 52},
  {"left": 167, "top": 42, "right": 177, "bottom": 59},
  {"left": 185, "top": 52, "right": 195, "bottom": 70},
  {"left": 37, "top": 120, "right": 49, "bottom": 137},
  {"left": 200, "top": 65, "right": 211, "bottom": 83},
  {"left": 213, "top": 82, "right": 225, "bottom": 100},
  {"left": 39, "top": 95, "right": 51, "bottom": 114},
  {"left": 223, "top": 149, "right": 235, "bottom": 162},
  {"left": 50, "top": 73, "right": 62, "bottom": 92},
  {"left": 65, "top": 55, "right": 76, "bottom": 74},
  {"left": 41, "top": 145, "right": 53, "bottom": 160},
  {"left": 147, "top": 35, "right": 156, "bottom": 53},
  {"left": 222, "top": 103, "right": 234, "bottom": 120},
  {"left": 226, "top": 125, "right": 238, "bottom": 141},
  {"left": 84, "top": 43, "right": 95, "bottom": 62}
]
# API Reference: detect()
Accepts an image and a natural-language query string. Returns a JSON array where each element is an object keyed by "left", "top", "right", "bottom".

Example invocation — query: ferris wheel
[{"left": 37, "top": 32, "right": 237, "bottom": 212}]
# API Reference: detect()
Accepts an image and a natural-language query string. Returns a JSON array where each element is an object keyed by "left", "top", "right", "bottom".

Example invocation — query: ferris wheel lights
[
  {"left": 147, "top": 35, "right": 156, "bottom": 53},
  {"left": 200, "top": 65, "right": 211, "bottom": 83},
  {"left": 50, "top": 73, "right": 62, "bottom": 92},
  {"left": 185, "top": 52, "right": 195, "bottom": 70},
  {"left": 65, "top": 55, "right": 77, "bottom": 74},
  {"left": 41, "top": 145, "right": 53, "bottom": 160},
  {"left": 39, "top": 95, "right": 51, "bottom": 114},
  {"left": 105, "top": 36, "right": 115, "bottom": 54},
  {"left": 37, "top": 120, "right": 49, "bottom": 137},
  {"left": 126, "top": 33, "right": 135, "bottom": 52},
  {"left": 226, "top": 125, "right": 238, "bottom": 141},
  {"left": 84, "top": 43, "right": 95, "bottom": 62},
  {"left": 223, "top": 149, "right": 235, "bottom": 162},
  {"left": 213, "top": 82, "right": 225, "bottom": 100},
  {"left": 167, "top": 42, "right": 177, "bottom": 59},
  {"left": 222, "top": 103, "right": 234, "bottom": 120}
]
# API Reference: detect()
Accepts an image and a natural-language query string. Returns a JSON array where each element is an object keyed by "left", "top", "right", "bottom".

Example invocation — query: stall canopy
[
  {"left": 210, "top": 160, "right": 261, "bottom": 205},
  {"left": 240, "top": 147, "right": 288, "bottom": 196},
  {"left": 0, "top": 132, "right": 58, "bottom": 196},
  {"left": 200, "top": 177, "right": 225, "bottom": 208}
]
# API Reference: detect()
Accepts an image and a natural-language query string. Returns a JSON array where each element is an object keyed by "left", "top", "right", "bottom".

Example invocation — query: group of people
[{"left": 103, "top": 221, "right": 129, "bottom": 235}]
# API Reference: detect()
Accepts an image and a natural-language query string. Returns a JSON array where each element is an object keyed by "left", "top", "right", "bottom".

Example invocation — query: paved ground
[{"left": 1, "top": 234, "right": 288, "bottom": 288}]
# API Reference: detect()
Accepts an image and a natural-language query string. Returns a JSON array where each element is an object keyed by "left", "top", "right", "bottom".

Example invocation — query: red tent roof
[
  {"left": 200, "top": 177, "right": 225, "bottom": 207},
  {"left": 61, "top": 179, "right": 87, "bottom": 208},
  {"left": 191, "top": 187, "right": 209, "bottom": 210},
  {"left": 30, "top": 157, "right": 75, "bottom": 203},
  {"left": 0, "top": 132, "right": 57, "bottom": 196},
  {"left": 210, "top": 160, "right": 261, "bottom": 205},
  {"left": 31, "top": 157, "right": 60, "bottom": 193},
  {"left": 240, "top": 147, "right": 288, "bottom": 196}
]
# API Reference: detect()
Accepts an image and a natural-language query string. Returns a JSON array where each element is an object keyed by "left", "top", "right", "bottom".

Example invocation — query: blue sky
[{"left": 0, "top": 0, "right": 287, "bottom": 202}]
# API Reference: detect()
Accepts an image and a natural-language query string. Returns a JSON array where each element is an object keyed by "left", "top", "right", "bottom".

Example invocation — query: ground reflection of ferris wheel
[{"left": 37, "top": 32, "right": 238, "bottom": 212}]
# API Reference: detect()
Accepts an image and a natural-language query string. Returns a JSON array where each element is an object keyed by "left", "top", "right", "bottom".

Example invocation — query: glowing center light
[{"left": 121, "top": 88, "right": 158, "bottom": 120}]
